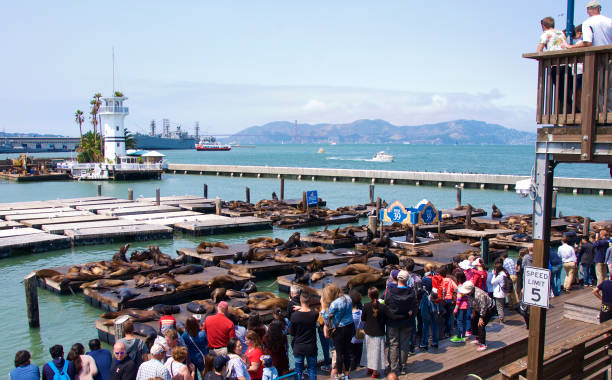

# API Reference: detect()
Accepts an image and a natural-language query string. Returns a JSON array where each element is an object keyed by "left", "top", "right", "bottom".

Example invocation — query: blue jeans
[
  {"left": 551, "top": 263, "right": 563, "bottom": 296},
  {"left": 317, "top": 326, "right": 331, "bottom": 366},
  {"left": 420, "top": 308, "right": 439, "bottom": 348},
  {"left": 443, "top": 300, "right": 454, "bottom": 335},
  {"left": 407, "top": 316, "right": 417, "bottom": 352},
  {"left": 582, "top": 263, "right": 595, "bottom": 286},
  {"left": 294, "top": 355, "right": 317, "bottom": 380},
  {"left": 456, "top": 309, "right": 468, "bottom": 338}
]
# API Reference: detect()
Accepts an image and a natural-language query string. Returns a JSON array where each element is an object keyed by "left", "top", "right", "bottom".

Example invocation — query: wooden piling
[
  {"left": 97, "top": 184, "right": 102, "bottom": 196},
  {"left": 24, "top": 272, "right": 39, "bottom": 328},
  {"left": 128, "top": 189, "right": 133, "bottom": 201},
  {"left": 584, "top": 217, "right": 591, "bottom": 237},
  {"left": 203, "top": 184, "right": 208, "bottom": 199},
  {"left": 456, "top": 185, "right": 462, "bottom": 209},
  {"left": 412, "top": 224, "right": 417, "bottom": 244},
  {"left": 376, "top": 197, "right": 382, "bottom": 237},
  {"left": 551, "top": 189, "right": 558, "bottom": 218},
  {"left": 155, "top": 188, "right": 160, "bottom": 206},
  {"left": 481, "top": 238, "right": 490, "bottom": 264},
  {"left": 245, "top": 187, "right": 250, "bottom": 204},
  {"left": 465, "top": 204, "right": 472, "bottom": 228},
  {"left": 302, "top": 192, "right": 308, "bottom": 212},
  {"left": 215, "top": 197, "right": 222, "bottom": 215},
  {"left": 113, "top": 314, "right": 130, "bottom": 341},
  {"left": 369, "top": 184, "right": 375, "bottom": 204},
  {"left": 280, "top": 178, "right": 285, "bottom": 201},
  {"left": 368, "top": 215, "right": 377, "bottom": 235}
]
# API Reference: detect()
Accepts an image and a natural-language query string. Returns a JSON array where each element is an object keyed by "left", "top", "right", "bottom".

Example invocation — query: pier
[{"left": 165, "top": 163, "right": 612, "bottom": 195}]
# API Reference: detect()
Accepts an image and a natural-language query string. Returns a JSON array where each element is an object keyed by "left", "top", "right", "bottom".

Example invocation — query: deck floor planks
[
  {"left": 42, "top": 219, "right": 139, "bottom": 234},
  {"left": 0, "top": 227, "right": 45, "bottom": 238},
  {"left": 74, "top": 202, "right": 143, "bottom": 213},
  {"left": 0, "top": 207, "right": 76, "bottom": 217},
  {"left": 118, "top": 210, "right": 203, "bottom": 221},
  {"left": 65, "top": 224, "right": 174, "bottom": 245},
  {"left": 178, "top": 244, "right": 249, "bottom": 265},
  {"left": 445, "top": 228, "right": 515, "bottom": 239},
  {"left": 174, "top": 215, "right": 272, "bottom": 235},
  {"left": 98, "top": 205, "right": 181, "bottom": 217},
  {"left": 0, "top": 221, "right": 24, "bottom": 230},
  {"left": 22, "top": 214, "right": 117, "bottom": 229},
  {"left": 4, "top": 210, "right": 92, "bottom": 221},
  {"left": 387, "top": 240, "right": 479, "bottom": 266},
  {"left": 276, "top": 214, "right": 360, "bottom": 229},
  {"left": 0, "top": 233, "right": 71, "bottom": 255}
]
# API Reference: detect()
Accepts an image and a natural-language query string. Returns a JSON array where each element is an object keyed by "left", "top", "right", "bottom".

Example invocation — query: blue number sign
[
  {"left": 379, "top": 200, "right": 409, "bottom": 225},
  {"left": 408, "top": 199, "right": 441, "bottom": 225},
  {"left": 306, "top": 190, "right": 319, "bottom": 206}
]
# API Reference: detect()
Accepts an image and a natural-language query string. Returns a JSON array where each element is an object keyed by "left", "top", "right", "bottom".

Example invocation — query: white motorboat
[{"left": 371, "top": 151, "right": 394, "bottom": 162}]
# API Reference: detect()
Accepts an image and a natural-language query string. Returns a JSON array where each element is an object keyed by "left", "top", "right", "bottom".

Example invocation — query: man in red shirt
[{"left": 203, "top": 301, "right": 235, "bottom": 355}]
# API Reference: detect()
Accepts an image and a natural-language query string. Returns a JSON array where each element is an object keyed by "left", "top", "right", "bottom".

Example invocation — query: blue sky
[{"left": 0, "top": 1, "right": 599, "bottom": 136}]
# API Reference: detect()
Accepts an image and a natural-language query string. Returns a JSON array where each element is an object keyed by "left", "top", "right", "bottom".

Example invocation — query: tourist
[
  {"left": 67, "top": 343, "right": 98, "bottom": 380},
  {"left": 559, "top": 237, "right": 578, "bottom": 292},
  {"left": 578, "top": 235, "right": 595, "bottom": 286},
  {"left": 154, "top": 329, "right": 182, "bottom": 363},
  {"left": 516, "top": 248, "right": 528, "bottom": 296},
  {"left": 316, "top": 309, "right": 332, "bottom": 373},
  {"left": 549, "top": 246, "right": 563, "bottom": 296},
  {"left": 262, "top": 319, "right": 289, "bottom": 375},
  {"left": 136, "top": 344, "right": 170, "bottom": 380},
  {"left": 289, "top": 291, "right": 318, "bottom": 380},
  {"left": 361, "top": 287, "right": 389, "bottom": 378},
  {"left": 490, "top": 260, "right": 509, "bottom": 323},
  {"left": 594, "top": 231, "right": 610, "bottom": 285},
  {"left": 203, "top": 353, "right": 216, "bottom": 376},
  {"left": 110, "top": 342, "right": 137, "bottom": 380},
  {"left": 43, "top": 345, "right": 75, "bottom": 380},
  {"left": 593, "top": 277, "right": 612, "bottom": 323},
  {"left": 404, "top": 258, "right": 424, "bottom": 350},
  {"left": 348, "top": 289, "right": 364, "bottom": 372},
  {"left": 119, "top": 320, "right": 149, "bottom": 367},
  {"left": 203, "top": 301, "right": 236, "bottom": 355},
  {"left": 461, "top": 280, "right": 496, "bottom": 352},
  {"left": 322, "top": 283, "right": 354, "bottom": 380},
  {"left": 605, "top": 243, "right": 612, "bottom": 280},
  {"left": 9, "top": 350, "right": 39, "bottom": 380},
  {"left": 419, "top": 279, "right": 441, "bottom": 352},
  {"left": 247, "top": 312, "right": 267, "bottom": 341},
  {"left": 259, "top": 355, "right": 277, "bottom": 380},
  {"left": 229, "top": 313, "right": 247, "bottom": 355},
  {"left": 225, "top": 338, "right": 250, "bottom": 380},
  {"left": 182, "top": 316, "right": 208, "bottom": 377},
  {"left": 500, "top": 252, "right": 518, "bottom": 308},
  {"left": 537, "top": 16, "right": 568, "bottom": 52},
  {"left": 385, "top": 270, "right": 417, "bottom": 374},
  {"left": 523, "top": 247, "right": 534, "bottom": 269},
  {"left": 286, "top": 285, "right": 301, "bottom": 321},
  {"left": 245, "top": 331, "right": 264, "bottom": 380},
  {"left": 88, "top": 339, "right": 112, "bottom": 380},
  {"left": 452, "top": 271, "right": 470, "bottom": 343},
  {"left": 441, "top": 266, "right": 457, "bottom": 337},
  {"left": 204, "top": 355, "right": 228, "bottom": 380},
  {"left": 472, "top": 259, "right": 488, "bottom": 291},
  {"left": 271, "top": 307, "right": 288, "bottom": 336},
  {"left": 164, "top": 346, "right": 196, "bottom": 380}
]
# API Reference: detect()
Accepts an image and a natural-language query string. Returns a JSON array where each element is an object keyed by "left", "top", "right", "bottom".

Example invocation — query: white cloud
[{"left": 303, "top": 99, "right": 326, "bottom": 111}]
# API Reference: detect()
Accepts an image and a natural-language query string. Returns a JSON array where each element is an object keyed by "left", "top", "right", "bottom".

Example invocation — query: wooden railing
[{"left": 499, "top": 319, "right": 612, "bottom": 380}]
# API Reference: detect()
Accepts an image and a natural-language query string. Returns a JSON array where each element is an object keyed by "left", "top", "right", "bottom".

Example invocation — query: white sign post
[{"left": 522, "top": 266, "right": 551, "bottom": 308}]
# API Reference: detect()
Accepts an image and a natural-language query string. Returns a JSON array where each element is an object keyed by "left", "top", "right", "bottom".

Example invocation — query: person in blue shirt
[
  {"left": 9, "top": 350, "right": 39, "bottom": 380},
  {"left": 42, "top": 345, "right": 75, "bottom": 380},
  {"left": 593, "top": 230, "right": 610, "bottom": 286},
  {"left": 88, "top": 339, "right": 112, "bottom": 380},
  {"left": 321, "top": 284, "right": 354, "bottom": 380},
  {"left": 182, "top": 316, "right": 208, "bottom": 378},
  {"left": 549, "top": 246, "right": 563, "bottom": 296}
]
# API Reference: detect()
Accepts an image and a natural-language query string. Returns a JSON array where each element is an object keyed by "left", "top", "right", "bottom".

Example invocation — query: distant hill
[
  {"left": 227, "top": 119, "right": 536, "bottom": 145},
  {"left": 0, "top": 132, "right": 70, "bottom": 138}
]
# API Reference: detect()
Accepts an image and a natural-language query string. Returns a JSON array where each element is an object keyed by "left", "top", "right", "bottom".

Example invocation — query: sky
[{"left": 0, "top": 1, "right": 598, "bottom": 136}]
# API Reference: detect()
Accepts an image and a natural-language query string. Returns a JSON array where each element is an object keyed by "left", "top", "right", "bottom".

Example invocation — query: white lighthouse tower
[{"left": 100, "top": 95, "right": 129, "bottom": 162}]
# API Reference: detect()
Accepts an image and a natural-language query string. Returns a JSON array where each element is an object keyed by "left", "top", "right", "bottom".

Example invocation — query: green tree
[
  {"left": 77, "top": 131, "right": 102, "bottom": 163},
  {"left": 90, "top": 93, "right": 103, "bottom": 154},
  {"left": 74, "top": 110, "right": 84, "bottom": 140},
  {"left": 114, "top": 91, "right": 124, "bottom": 97},
  {"left": 124, "top": 128, "right": 136, "bottom": 149}
]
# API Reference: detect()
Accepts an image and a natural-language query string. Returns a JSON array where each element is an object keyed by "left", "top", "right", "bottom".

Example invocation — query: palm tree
[
  {"left": 76, "top": 131, "right": 102, "bottom": 163},
  {"left": 114, "top": 91, "right": 124, "bottom": 97},
  {"left": 124, "top": 128, "right": 136, "bottom": 150},
  {"left": 90, "top": 93, "right": 103, "bottom": 155},
  {"left": 74, "top": 110, "right": 84, "bottom": 140}
]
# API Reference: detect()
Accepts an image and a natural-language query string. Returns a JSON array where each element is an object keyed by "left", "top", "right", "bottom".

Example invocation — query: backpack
[
  {"left": 48, "top": 360, "right": 71, "bottom": 380},
  {"left": 501, "top": 273, "right": 513, "bottom": 294}
]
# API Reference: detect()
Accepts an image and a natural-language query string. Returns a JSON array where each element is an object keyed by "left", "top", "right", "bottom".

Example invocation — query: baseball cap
[
  {"left": 150, "top": 344, "right": 165, "bottom": 356},
  {"left": 587, "top": 1, "right": 601, "bottom": 8},
  {"left": 458, "top": 280, "right": 475, "bottom": 295},
  {"left": 214, "top": 355, "right": 229, "bottom": 370},
  {"left": 390, "top": 269, "right": 399, "bottom": 280},
  {"left": 397, "top": 270, "right": 409, "bottom": 282}
]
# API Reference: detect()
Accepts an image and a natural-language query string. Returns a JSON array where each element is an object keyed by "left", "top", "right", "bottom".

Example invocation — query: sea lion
[
  {"left": 100, "top": 308, "right": 159, "bottom": 320},
  {"left": 176, "top": 280, "right": 208, "bottom": 292},
  {"left": 35, "top": 269, "right": 63, "bottom": 278},
  {"left": 134, "top": 275, "right": 149, "bottom": 288},
  {"left": 348, "top": 252, "right": 370, "bottom": 265},
  {"left": 197, "top": 241, "right": 229, "bottom": 252},
  {"left": 306, "top": 258, "right": 323, "bottom": 273},
  {"left": 211, "top": 288, "right": 227, "bottom": 303},
  {"left": 248, "top": 292, "right": 277, "bottom": 301},
  {"left": 130, "top": 249, "right": 153, "bottom": 262},
  {"left": 152, "top": 304, "right": 181, "bottom": 315},
  {"left": 248, "top": 297, "right": 290, "bottom": 311},
  {"left": 169, "top": 264, "right": 204, "bottom": 275},
  {"left": 228, "top": 306, "right": 248, "bottom": 321},
  {"left": 293, "top": 266, "right": 311, "bottom": 285},
  {"left": 272, "top": 192, "right": 278, "bottom": 201},
  {"left": 228, "top": 267, "right": 254, "bottom": 279},
  {"left": 274, "top": 254, "right": 298, "bottom": 264},
  {"left": 112, "top": 244, "right": 131, "bottom": 263},
  {"left": 133, "top": 323, "right": 157, "bottom": 337},
  {"left": 347, "top": 273, "right": 382, "bottom": 289},
  {"left": 148, "top": 275, "right": 180, "bottom": 287},
  {"left": 379, "top": 250, "right": 400, "bottom": 267},
  {"left": 279, "top": 232, "right": 301, "bottom": 250},
  {"left": 209, "top": 275, "right": 237, "bottom": 288},
  {"left": 111, "top": 288, "right": 139, "bottom": 304},
  {"left": 310, "top": 271, "right": 329, "bottom": 283},
  {"left": 149, "top": 246, "right": 174, "bottom": 267},
  {"left": 240, "top": 281, "right": 257, "bottom": 294},
  {"left": 149, "top": 283, "right": 177, "bottom": 293},
  {"left": 334, "top": 263, "right": 379, "bottom": 276},
  {"left": 227, "top": 289, "right": 248, "bottom": 299},
  {"left": 80, "top": 279, "right": 125, "bottom": 289},
  {"left": 186, "top": 301, "right": 209, "bottom": 314},
  {"left": 109, "top": 267, "right": 137, "bottom": 278},
  {"left": 228, "top": 298, "right": 249, "bottom": 311}
]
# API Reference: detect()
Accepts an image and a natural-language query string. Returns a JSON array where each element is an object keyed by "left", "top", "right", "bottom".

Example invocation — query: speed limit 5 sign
[{"left": 522, "top": 266, "right": 551, "bottom": 308}]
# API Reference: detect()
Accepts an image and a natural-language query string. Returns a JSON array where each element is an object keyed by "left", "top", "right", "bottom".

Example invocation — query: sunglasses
[{"left": 114, "top": 351, "right": 126, "bottom": 355}]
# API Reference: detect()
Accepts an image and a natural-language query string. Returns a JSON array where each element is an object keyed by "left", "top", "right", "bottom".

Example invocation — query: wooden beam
[
  {"left": 24, "top": 272, "right": 39, "bottom": 328},
  {"left": 581, "top": 52, "right": 597, "bottom": 161}
]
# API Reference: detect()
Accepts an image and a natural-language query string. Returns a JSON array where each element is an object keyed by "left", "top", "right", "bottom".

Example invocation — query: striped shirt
[{"left": 136, "top": 358, "right": 170, "bottom": 380}]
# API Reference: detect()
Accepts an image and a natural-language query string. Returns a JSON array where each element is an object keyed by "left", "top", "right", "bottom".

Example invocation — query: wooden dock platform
[
  {"left": 563, "top": 289, "right": 601, "bottom": 324},
  {"left": 21, "top": 214, "right": 117, "bottom": 229},
  {"left": 83, "top": 266, "right": 248, "bottom": 311},
  {"left": 445, "top": 228, "right": 515, "bottom": 239},
  {"left": 275, "top": 214, "right": 360, "bottom": 229},
  {"left": 0, "top": 220, "right": 23, "bottom": 230},
  {"left": 174, "top": 215, "right": 272, "bottom": 235},
  {"left": 4, "top": 210, "right": 92, "bottom": 221},
  {"left": 0, "top": 206, "right": 76, "bottom": 217},
  {"left": 178, "top": 243, "right": 249, "bottom": 265},
  {"left": 375, "top": 240, "right": 479, "bottom": 267},
  {"left": 0, "top": 232, "right": 71, "bottom": 257},
  {"left": 74, "top": 202, "right": 141, "bottom": 213},
  {"left": 64, "top": 224, "right": 174, "bottom": 245},
  {"left": 97, "top": 205, "right": 181, "bottom": 217},
  {"left": 119, "top": 210, "right": 203, "bottom": 221}
]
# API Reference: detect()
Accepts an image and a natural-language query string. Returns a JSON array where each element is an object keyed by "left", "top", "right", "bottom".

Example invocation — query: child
[
  {"left": 451, "top": 271, "right": 469, "bottom": 343},
  {"left": 261, "top": 355, "right": 278, "bottom": 380}
]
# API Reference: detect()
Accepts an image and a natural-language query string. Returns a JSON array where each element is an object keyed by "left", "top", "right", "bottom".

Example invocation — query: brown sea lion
[
  {"left": 209, "top": 275, "right": 237, "bottom": 288},
  {"left": 169, "top": 264, "right": 204, "bottom": 275},
  {"left": 228, "top": 267, "right": 254, "bottom": 279},
  {"left": 248, "top": 297, "right": 289, "bottom": 311},
  {"left": 348, "top": 252, "right": 371, "bottom": 265},
  {"left": 347, "top": 273, "right": 382, "bottom": 289},
  {"left": 274, "top": 254, "right": 298, "bottom": 264},
  {"left": 35, "top": 269, "right": 63, "bottom": 278},
  {"left": 334, "top": 263, "right": 379, "bottom": 276},
  {"left": 306, "top": 258, "right": 323, "bottom": 273},
  {"left": 148, "top": 275, "right": 180, "bottom": 286},
  {"left": 176, "top": 280, "right": 208, "bottom": 292},
  {"left": 100, "top": 308, "right": 160, "bottom": 321},
  {"left": 211, "top": 288, "right": 227, "bottom": 303},
  {"left": 310, "top": 271, "right": 329, "bottom": 283},
  {"left": 130, "top": 249, "right": 153, "bottom": 262},
  {"left": 109, "top": 267, "right": 137, "bottom": 277},
  {"left": 491, "top": 204, "right": 503, "bottom": 218},
  {"left": 80, "top": 279, "right": 125, "bottom": 289},
  {"left": 134, "top": 275, "right": 148, "bottom": 288},
  {"left": 227, "top": 289, "right": 248, "bottom": 299},
  {"left": 112, "top": 244, "right": 131, "bottom": 263},
  {"left": 193, "top": 299, "right": 216, "bottom": 314},
  {"left": 228, "top": 306, "right": 248, "bottom": 321}
]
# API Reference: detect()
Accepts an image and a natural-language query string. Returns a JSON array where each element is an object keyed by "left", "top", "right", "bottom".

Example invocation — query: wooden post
[
  {"left": 215, "top": 197, "right": 222, "bottom": 215},
  {"left": 456, "top": 185, "right": 462, "bottom": 209},
  {"left": 551, "top": 189, "right": 558, "bottom": 218},
  {"left": 465, "top": 204, "right": 472, "bottom": 228},
  {"left": 113, "top": 314, "right": 130, "bottom": 342},
  {"left": 128, "top": 188, "right": 133, "bottom": 201},
  {"left": 438, "top": 218, "right": 441, "bottom": 235},
  {"left": 245, "top": 187, "right": 250, "bottom": 204},
  {"left": 155, "top": 188, "right": 160, "bottom": 206},
  {"left": 584, "top": 217, "right": 591, "bottom": 238},
  {"left": 412, "top": 224, "right": 417, "bottom": 244},
  {"left": 203, "top": 184, "right": 208, "bottom": 199},
  {"left": 280, "top": 178, "right": 285, "bottom": 201},
  {"left": 24, "top": 272, "right": 39, "bottom": 328},
  {"left": 302, "top": 191, "right": 308, "bottom": 212},
  {"left": 376, "top": 197, "right": 383, "bottom": 237},
  {"left": 481, "top": 238, "right": 490, "bottom": 264},
  {"left": 97, "top": 184, "right": 102, "bottom": 196},
  {"left": 368, "top": 215, "right": 377, "bottom": 235},
  {"left": 369, "top": 184, "right": 375, "bottom": 204}
]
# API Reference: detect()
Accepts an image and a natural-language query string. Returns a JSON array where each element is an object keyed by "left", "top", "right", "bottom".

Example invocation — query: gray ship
[{"left": 134, "top": 119, "right": 198, "bottom": 150}]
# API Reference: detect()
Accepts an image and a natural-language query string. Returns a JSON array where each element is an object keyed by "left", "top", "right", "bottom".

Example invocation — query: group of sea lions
[{"left": 231, "top": 232, "right": 326, "bottom": 265}]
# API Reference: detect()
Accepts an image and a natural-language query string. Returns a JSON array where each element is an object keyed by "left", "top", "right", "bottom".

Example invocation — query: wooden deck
[
  {"left": 381, "top": 240, "right": 479, "bottom": 266},
  {"left": 275, "top": 214, "right": 360, "bottom": 229},
  {"left": 174, "top": 215, "right": 272, "bottom": 235},
  {"left": 0, "top": 232, "right": 71, "bottom": 257},
  {"left": 97, "top": 205, "right": 181, "bottom": 217},
  {"left": 445, "top": 228, "right": 515, "bottom": 239},
  {"left": 563, "top": 288, "right": 601, "bottom": 325},
  {"left": 21, "top": 214, "right": 117, "bottom": 229},
  {"left": 178, "top": 243, "right": 249, "bottom": 265},
  {"left": 64, "top": 224, "right": 174, "bottom": 245},
  {"left": 4, "top": 210, "right": 92, "bottom": 221},
  {"left": 41, "top": 219, "right": 139, "bottom": 234}
]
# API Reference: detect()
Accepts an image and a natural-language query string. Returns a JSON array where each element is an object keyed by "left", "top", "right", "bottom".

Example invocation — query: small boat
[
  {"left": 371, "top": 151, "right": 394, "bottom": 162},
  {"left": 317, "top": 148, "right": 325, "bottom": 153},
  {"left": 195, "top": 136, "right": 231, "bottom": 151}
]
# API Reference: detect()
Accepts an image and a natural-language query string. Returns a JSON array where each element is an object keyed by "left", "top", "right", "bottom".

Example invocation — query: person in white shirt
[
  {"left": 558, "top": 237, "right": 578, "bottom": 292},
  {"left": 501, "top": 253, "right": 518, "bottom": 308},
  {"left": 568, "top": 0, "right": 612, "bottom": 111}
]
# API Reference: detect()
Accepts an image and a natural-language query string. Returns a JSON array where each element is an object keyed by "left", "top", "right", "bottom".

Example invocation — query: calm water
[{"left": 1, "top": 144, "right": 610, "bottom": 375}]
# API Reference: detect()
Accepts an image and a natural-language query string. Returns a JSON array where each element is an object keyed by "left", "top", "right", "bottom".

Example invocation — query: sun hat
[
  {"left": 587, "top": 0, "right": 601, "bottom": 8},
  {"left": 214, "top": 355, "right": 229, "bottom": 371},
  {"left": 150, "top": 344, "right": 165, "bottom": 355},
  {"left": 397, "top": 270, "right": 409, "bottom": 282},
  {"left": 459, "top": 259, "right": 472, "bottom": 270},
  {"left": 458, "top": 280, "right": 475, "bottom": 294}
]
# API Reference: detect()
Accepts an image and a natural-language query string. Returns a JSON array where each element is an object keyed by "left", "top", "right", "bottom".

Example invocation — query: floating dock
[
  {"left": 0, "top": 231, "right": 71, "bottom": 257},
  {"left": 65, "top": 224, "right": 174, "bottom": 245},
  {"left": 174, "top": 215, "right": 272, "bottom": 235},
  {"left": 178, "top": 243, "right": 249, "bottom": 265}
]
